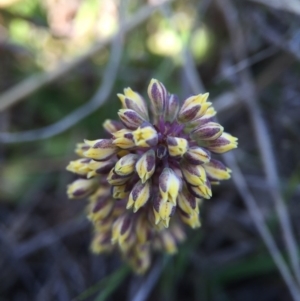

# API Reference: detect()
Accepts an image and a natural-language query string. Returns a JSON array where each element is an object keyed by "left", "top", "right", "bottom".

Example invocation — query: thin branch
[
  {"left": 252, "top": 12, "right": 300, "bottom": 61},
  {"left": 0, "top": 1, "right": 172, "bottom": 113},
  {"left": 183, "top": 51, "right": 300, "bottom": 300},
  {"left": 224, "top": 152, "right": 300, "bottom": 301},
  {"left": 247, "top": 0, "right": 300, "bottom": 15},
  {"left": 215, "top": 45, "right": 279, "bottom": 83},
  {"left": 0, "top": 32, "right": 123, "bottom": 143},
  {"left": 174, "top": 2, "right": 300, "bottom": 298},
  {"left": 14, "top": 217, "right": 88, "bottom": 258},
  {"left": 215, "top": 0, "right": 300, "bottom": 286}
]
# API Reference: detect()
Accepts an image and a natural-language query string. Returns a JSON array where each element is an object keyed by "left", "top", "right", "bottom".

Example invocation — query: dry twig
[
  {"left": 247, "top": 0, "right": 300, "bottom": 15},
  {"left": 175, "top": 1, "right": 300, "bottom": 298},
  {"left": 215, "top": 0, "right": 300, "bottom": 286}
]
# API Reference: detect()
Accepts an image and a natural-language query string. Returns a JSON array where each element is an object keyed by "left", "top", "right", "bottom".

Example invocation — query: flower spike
[{"left": 66, "top": 78, "right": 237, "bottom": 273}]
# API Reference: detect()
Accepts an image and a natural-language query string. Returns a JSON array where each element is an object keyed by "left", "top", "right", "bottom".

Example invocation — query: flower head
[{"left": 66, "top": 79, "right": 238, "bottom": 273}]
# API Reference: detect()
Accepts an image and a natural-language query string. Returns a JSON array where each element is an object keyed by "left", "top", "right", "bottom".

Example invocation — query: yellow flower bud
[
  {"left": 181, "top": 161, "right": 207, "bottom": 186},
  {"left": 159, "top": 168, "right": 181, "bottom": 204},
  {"left": 203, "top": 159, "right": 231, "bottom": 181},
  {"left": 84, "top": 139, "right": 117, "bottom": 161},
  {"left": 167, "top": 136, "right": 188, "bottom": 157},
  {"left": 205, "top": 132, "right": 238, "bottom": 153},
  {"left": 127, "top": 180, "right": 151, "bottom": 212},
  {"left": 135, "top": 149, "right": 156, "bottom": 183},
  {"left": 132, "top": 122, "right": 158, "bottom": 147},
  {"left": 114, "top": 154, "right": 138, "bottom": 176}
]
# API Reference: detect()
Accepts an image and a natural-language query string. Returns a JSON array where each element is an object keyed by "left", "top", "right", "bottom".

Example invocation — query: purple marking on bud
[
  {"left": 190, "top": 116, "right": 213, "bottom": 128},
  {"left": 146, "top": 137, "right": 158, "bottom": 147},
  {"left": 120, "top": 216, "right": 131, "bottom": 235},
  {"left": 111, "top": 182, "right": 132, "bottom": 199},
  {"left": 93, "top": 139, "right": 114, "bottom": 149},
  {"left": 81, "top": 158, "right": 92, "bottom": 163},
  {"left": 103, "top": 120, "right": 124, "bottom": 134},
  {"left": 95, "top": 161, "right": 115, "bottom": 174},
  {"left": 73, "top": 189, "right": 88, "bottom": 197},
  {"left": 118, "top": 109, "right": 146, "bottom": 130},
  {"left": 124, "top": 95, "right": 148, "bottom": 119},
  {"left": 124, "top": 133, "right": 134, "bottom": 140},
  {"left": 191, "top": 122, "right": 223, "bottom": 140},
  {"left": 184, "top": 189, "right": 196, "bottom": 209},
  {"left": 178, "top": 104, "right": 201, "bottom": 122},
  {"left": 166, "top": 94, "right": 180, "bottom": 122},
  {"left": 187, "top": 179, "right": 211, "bottom": 199},
  {"left": 148, "top": 79, "right": 168, "bottom": 115},
  {"left": 107, "top": 168, "right": 131, "bottom": 185},
  {"left": 170, "top": 205, "right": 176, "bottom": 217},
  {"left": 146, "top": 154, "right": 155, "bottom": 172},
  {"left": 178, "top": 208, "right": 189, "bottom": 218},
  {"left": 153, "top": 195, "right": 161, "bottom": 213},
  {"left": 211, "top": 137, "right": 228, "bottom": 146},
  {"left": 159, "top": 169, "right": 169, "bottom": 193},
  {"left": 208, "top": 159, "right": 227, "bottom": 171},
  {"left": 92, "top": 197, "right": 108, "bottom": 213},
  {"left": 166, "top": 136, "right": 178, "bottom": 146},
  {"left": 131, "top": 182, "right": 144, "bottom": 201},
  {"left": 183, "top": 146, "right": 211, "bottom": 165}
]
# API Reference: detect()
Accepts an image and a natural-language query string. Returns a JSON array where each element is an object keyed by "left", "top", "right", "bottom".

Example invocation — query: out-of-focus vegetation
[{"left": 1, "top": 0, "right": 300, "bottom": 300}]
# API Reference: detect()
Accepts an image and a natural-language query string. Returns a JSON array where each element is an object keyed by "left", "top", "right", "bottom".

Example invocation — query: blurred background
[{"left": 1, "top": 0, "right": 300, "bottom": 300}]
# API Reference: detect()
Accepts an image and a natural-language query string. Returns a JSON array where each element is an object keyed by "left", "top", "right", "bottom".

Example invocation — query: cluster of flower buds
[{"left": 66, "top": 79, "right": 237, "bottom": 273}]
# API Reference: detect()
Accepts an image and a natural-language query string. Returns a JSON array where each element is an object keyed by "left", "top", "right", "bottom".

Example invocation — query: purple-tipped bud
[
  {"left": 127, "top": 180, "right": 151, "bottom": 212},
  {"left": 114, "top": 154, "right": 138, "bottom": 176},
  {"left": 180, "top": 160, "right": 206, "bottom": 186},
  {"left": 66, "top": 158, "right": 92, "bottom": 176},
  {"left": 166, "top": 136, "right": 188, "bottom": 157},
  {"left": 118, "top": 109, "right": 146, "bottom": 130},
  {"left": 165, "top": 94, "right": 180, "bottom": 122},
  {"left": 67, "top": 178, "right": 97, "bottom": 199},
  {"left": 84, "top": 139, "right": 117, "bottom": 161},
  {"left": 159, "top": 167, "right": 182, "bottom": 204},
  {"left": 187, "top": 179, "right": 212, "bottom": 199},
  {"left": 117, "top": 88, "right": 149, "bottom": 120},
  {"left": 111, "top": 183, "right": 131, "bottom": 199},
  {"left": 188, "top": 107, "right": 216, "bottom": 128},
  {"left": 135, "top": 149, "right": 156, "bottom": 183},
  {"left": 203, "top": 159, "right": 231, "bottom": 181},
  {"left": 205, "top": 132, "right": 238, "bottom": 153},
  {"left": 177, "top": 186, "right": 197, "bottom": 215},
  {"left": 147, "top": 79, "right": 168, "bottom": 115},
  {"left": 178, "top": 93, "right": 211, "bottom": 123},
  {"left": 191, "top": 122, "right": 224, "bottom": 141},
  {"left": 111, "top": 214, "right": 132, "bottom": 245},
  {"left": 91, "top": 231, "right": 113, "bottom": 253},
  {"left": 184, "top": 146, "right": 211, "bottom": 164},
  {"left": 75, "top": 143, "right": 90, "bottom": 157},
  {"left": 107, "top": 168, "right": 132, "bottom": 186},
  {"left": 112, "top": 129, "right": 135, "bottom": 149},
  {"left": 87, "top": 160, "right": 116, "bottom": 177},
  {"left": 88, "top": 196, "right": 115, "bottom": 222},
  {"left": 153, "top": 195, "right": 176, "bottom": 228},
  {"left": 133, "top": 122, "right": 158, "bottom": 147},
  {"left": 178, "top": 209, "right": 201, "bottom": 229},
  {"left": 103, "top": 119, "right": 124, "bottom": 134}
]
